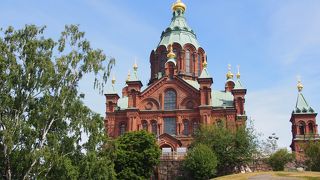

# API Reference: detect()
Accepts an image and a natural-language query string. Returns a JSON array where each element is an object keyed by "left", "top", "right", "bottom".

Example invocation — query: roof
[
  {"left": 117, "top": 96, "right": 128, "bottom": 110},
  {"left": 182, "top": 79, "right": 234, "bottom": 107},
  {"left": 294, "top": 92, "right": 315, "bottom": 114},
  {"left": 158, "top": 9, "right": 200, "bottom": 49},
  {"left": 212, "top": 90, "right": 234, "bottom": 107},
  {"left": 116, "top": 79, "right": 235, "bottom": 111},
  {"left": 199, "top": 68, "right": 211, "bottom": 79},
  {"left": 234, "top": 79, "right": 244, "bottom": 89}
]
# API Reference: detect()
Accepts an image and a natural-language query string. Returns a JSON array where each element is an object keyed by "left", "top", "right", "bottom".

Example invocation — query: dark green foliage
[
  {"left": 0, "top": 25, "right": 115, "bottom": 179},
  {"left": 193, "top": 124, "right": 258, "bottom": 175},
  {"left": 304, "top": 141, "right": 320, "bottom": 171},
  {"left": 183, "top": 143, "right": 217, "bottom": 180},
  {"left": 267, "top": 149, "right": 294, "bottom": 171},
  {"left": 115, "top": 131, "right": 161, "bottom": 180}
]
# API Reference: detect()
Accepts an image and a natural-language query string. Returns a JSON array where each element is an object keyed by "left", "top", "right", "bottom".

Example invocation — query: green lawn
[{"left": 213, "top": 171, "right": 320, "bottom": 180}]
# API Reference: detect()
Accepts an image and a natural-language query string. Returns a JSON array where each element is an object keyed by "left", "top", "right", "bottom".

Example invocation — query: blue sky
[{"left": 2, "top": 0, "right": 320, "bottom": 148}]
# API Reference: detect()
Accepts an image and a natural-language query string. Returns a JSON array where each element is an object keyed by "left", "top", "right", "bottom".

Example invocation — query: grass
[{"left": 213, "top": 171, "right": 320, "bottom": 180}]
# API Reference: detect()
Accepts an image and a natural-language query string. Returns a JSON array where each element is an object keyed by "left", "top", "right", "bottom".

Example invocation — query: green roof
[
  {"left": 128, "top": 69, "right": 139, "bottom": 82},
  {"left": 234, "top": 79, "right": 244, "bottom": 89},
  {"left": 212, "top": 91, "right": 234, "bottom": 107},
  {"left": 294, "top": 92, "right": 315, "bottom": 114},
  {"left": 158, "top": 10, "right": 200, "bottom": 49},
  {"left": 183, "top": 79, "right": 234, "bottom": 107},
  {"left": 199, "top": 68, "right": 211, "bottom": 79},
  {"left": 117, "top": 96, "right": 128, "bottom": 110}
]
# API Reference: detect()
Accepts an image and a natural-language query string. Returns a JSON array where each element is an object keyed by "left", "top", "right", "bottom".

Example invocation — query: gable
[{"left": 138, "top": 76, "right": 200, "bottom": 110}]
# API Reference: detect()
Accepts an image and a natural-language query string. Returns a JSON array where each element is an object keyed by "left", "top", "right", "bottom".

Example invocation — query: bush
[
  {"left": 305, "top": 141, "right": 320, "bottom": 171},
  {"left": 114, "top": 131, "right": 161, "bottom": 180},
  {"left": 268, "top": 149, "right": 294, "bottom": 171},
  {"left": 183, "top": 144, "right": 217, "bottom": 180}
]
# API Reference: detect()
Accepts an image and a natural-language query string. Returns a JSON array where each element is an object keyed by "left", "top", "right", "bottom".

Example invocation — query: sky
[{"left": 1, "top": 0, "right": 320, "bottom": 148}]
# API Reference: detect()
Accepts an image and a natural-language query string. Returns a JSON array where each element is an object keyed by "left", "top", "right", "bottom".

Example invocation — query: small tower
[
  {"left": 231, "top": 65, "right": 247, "bottom": 116},
  {"left": 197, "top": 59, "right": 213, "bottom": 106},
  {"left": 127, "top": 61, "right": 143, "bottom": 108},
  {"left": 165, "top": 44, "right": 178, "bottom": 79},
  {"left": 290, "top": 79, "right": 319, "bottom": 162},
  {"left": 105, "top": 75, "right": 120, "bottom": 113},
  {"left": 225, "top": 64, "right": 235, "bottom": 92}
]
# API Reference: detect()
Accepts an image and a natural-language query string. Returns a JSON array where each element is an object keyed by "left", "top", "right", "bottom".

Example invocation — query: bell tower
[{"left": 290, "top": 79, "right": 319, "bottom": 162}]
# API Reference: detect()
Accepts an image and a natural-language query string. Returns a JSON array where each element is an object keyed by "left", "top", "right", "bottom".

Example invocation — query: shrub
[
  {"left": 268, "top": 149, "right": 294, "bottom": 171},
  {"left": 183, "top": 144, "right": 217, "bottom": 180},
  {"left": 305, "top": 141, "right": 320, "bottom": 171}
]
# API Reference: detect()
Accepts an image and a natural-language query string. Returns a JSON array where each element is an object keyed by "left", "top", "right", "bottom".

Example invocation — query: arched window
[
  {"left": 142, "top": 120, "right": 148, "bottom": 131},
  {"left": 183, "top": 120, "right": 189, "bottom": 135},
  {"left": 160, "top": 53, "right": 166, "bottom": 74},
  {"left": 185, "top": 50, "right": 190, "bottom": 73},
  {"left": 119, "top": 122, "right": 126, "bottom": 135},
  {"left": 308, "top": 122, "right": 314, "bottom": 134},
  {"left": 198, "top": 54, "right": 201, "bottom": 75},
  {"left": 164, "top": 90, "right": 176, "bottom": 110},
  {"left": 299, "top": 122, "right": 305, "bottom": 135},
  {"left": 151, "top": 120, "right": 157, "bottom": 135},
  {"left": 192, "top": 120, "right": 199, "bottom": 134}
]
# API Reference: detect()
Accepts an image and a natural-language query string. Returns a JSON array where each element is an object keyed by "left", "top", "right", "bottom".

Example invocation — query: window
[
  {"left": 198, "top": 54, "right": 201, "bottom": 75},
  {"left": 151, "top": 120, "right": 157, "bottom": 135},
  {"left": 119, "top": 122, "right": 126, "bottom": 135},
  {"left": 299, "top": 122, "right": 305, "bottom": 135},
  {"left": 192, "top": 120, "right": 199, "bottom": 134},
  {"left": 164, "top": 90, "right": 176, "bottom": 110},
  {"left": 185, "top": 50, "right": 190, "bottom": 73},
  {"left": 183, "top": 120, "right": 189, "bottom": 135},
  {"left": 308, "top": 122, "right": 314, "bottom": 134},
  {"left": 164, "top": 117, "right": 176, "bottom": 135},
  {"left": 142, "top": 120, "right": 148, "bottom": 131},
  {"left": 160, "top": 53, "right": 166, "bottom": 74}
]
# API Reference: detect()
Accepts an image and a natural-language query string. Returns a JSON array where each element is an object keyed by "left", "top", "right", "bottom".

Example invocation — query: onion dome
[
  {"left": 166, "top": 44, "right": 177, "bottom": 66},
  {"left": 297, "top": 79, "right": 303, "bottom": 92},
  {"left": 226, "top": 64, "right": 234, "bottom": 80},
  {"left": 158, "top": 0, "right": 200, "bottom": 49},
  {"left": 172, "top": 0, "right": 186, "bottom": 12},
  {"left": 199, "top": 59, "right": 211, "bottom": 78},
  {"left": 234, "top": 65, "right": 244, "bottom": 89}
]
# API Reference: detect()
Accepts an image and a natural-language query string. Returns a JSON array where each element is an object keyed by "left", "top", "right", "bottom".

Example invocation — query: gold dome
[
  {"left": 133, "top": 60, "right": 138, "bottom": 71},
  {"left": 203, "top": 59, "right": 208, "bottom": 68},
  {"left": 226, "top": 64, "right": 234, "bottom": 79},
  {"left": 172, "top": 0, "right": 186, "bottom": 12},
  {"left": 236, "top": 65, "right": 241, "bottom": 79},
  {"left": 297, "top": 80, "right": 303, "bottom": 92},
  {"left": 112, "top": 75, "right": 116, "bottom": 85},
  {"left": 167, "top": 44, "right": 176, "bottom": 59}
]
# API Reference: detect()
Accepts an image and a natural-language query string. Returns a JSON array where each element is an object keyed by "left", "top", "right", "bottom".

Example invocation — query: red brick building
[
  {"left": 105, "top": 0, "right": 247, "bottom": 151},
  {"left": 290, "top": 80, "right": 319, "bottom": 162}
]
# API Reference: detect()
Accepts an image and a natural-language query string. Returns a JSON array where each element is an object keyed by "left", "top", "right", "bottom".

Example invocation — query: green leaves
[
  {"left": 267, "top": 149, "right": 294, "bottom": 171},
  {"left": 0, "top": 24, "right": 115, "bottom": 179},
  {"left": 114, "top": 131, "right": 161, "bottom": 180},
  {"left": 192, "top": 124, "right": 258, "bottom": 175},
  {"left": 183, "top": 144, "right": 217, "bottom": 180},
  {"left": 304, "top": 141, "right": 320, "bottom": 171}
]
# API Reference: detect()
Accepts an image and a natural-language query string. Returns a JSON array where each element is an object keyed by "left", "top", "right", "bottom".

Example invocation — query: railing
[{"left": 160, "top": 152, "right": 187, "bottom": 160}]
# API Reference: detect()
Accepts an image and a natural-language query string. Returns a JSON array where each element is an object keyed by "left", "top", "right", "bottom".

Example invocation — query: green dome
[{"left": 158, "top": 11, "right": 200, "bottom": 49}]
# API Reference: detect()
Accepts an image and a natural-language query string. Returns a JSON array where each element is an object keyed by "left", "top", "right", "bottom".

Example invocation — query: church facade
[
  {"left": 290, "top": 80, "right": 319, "bottom": 162},
  {"left": 105, "top": 0, "right": 247, "bottom": 150}
]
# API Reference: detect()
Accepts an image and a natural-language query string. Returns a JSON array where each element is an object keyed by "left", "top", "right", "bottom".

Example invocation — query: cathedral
[
  {"left": 290, "top": 80, "right": 319, "bottom": 161},
  {"left": 105, "top": 0, "right": 247, "bottom": 150}
]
